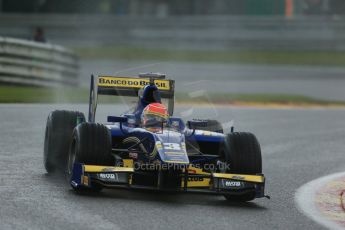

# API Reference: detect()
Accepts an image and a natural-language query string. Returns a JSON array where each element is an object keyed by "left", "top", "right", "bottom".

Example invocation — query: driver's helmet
[{"left": 141, "top": 103, "right": 169, "bottom": 129}]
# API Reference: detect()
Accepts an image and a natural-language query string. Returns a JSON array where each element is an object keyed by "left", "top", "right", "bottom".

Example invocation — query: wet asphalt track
[{"left": 1, "top": 104, "right": 345, "bottom": 230}]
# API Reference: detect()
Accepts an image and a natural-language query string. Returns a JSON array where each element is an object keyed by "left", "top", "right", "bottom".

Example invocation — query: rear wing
[
  {"left": 88, "top": 74, "right": 175, "bottom": 122},
  {"left": 97, "top": 76, "right": 174, "bottom": 98}
]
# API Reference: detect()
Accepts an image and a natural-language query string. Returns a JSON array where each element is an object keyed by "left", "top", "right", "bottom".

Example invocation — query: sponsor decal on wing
[{"left": 98, "top": 77, "right": 170, "bottom": 90}]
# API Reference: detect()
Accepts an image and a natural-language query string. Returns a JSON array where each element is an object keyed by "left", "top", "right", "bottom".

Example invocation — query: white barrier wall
[{"left": 0, "top": 36, "right": 78, "bottom": 87}]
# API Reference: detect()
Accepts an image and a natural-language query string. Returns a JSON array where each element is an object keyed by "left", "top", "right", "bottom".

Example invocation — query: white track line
[{"left": 295, "top": 172, "right": 345, "bottom": 230}]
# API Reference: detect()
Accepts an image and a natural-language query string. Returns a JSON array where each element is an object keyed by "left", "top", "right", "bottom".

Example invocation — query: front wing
[{"left": 70, "top": 163, "right": 266, "bottom": 198}]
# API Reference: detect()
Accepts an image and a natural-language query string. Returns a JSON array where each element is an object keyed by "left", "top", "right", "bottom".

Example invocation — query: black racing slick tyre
[
  {"left": 226, "top": 132, "right": 262, "bottom": 174},
  {"left": 223, "top": 132, "right": 262, "bottom": 202},
  {"left": 67, "top": 123, "right": 113, "bottom": 191},
  {"left": 194, "top": 120, "right": 224, "bottom": 133},
  {"left": 44, "top": 110, "right": 85, "bottom": 173}
]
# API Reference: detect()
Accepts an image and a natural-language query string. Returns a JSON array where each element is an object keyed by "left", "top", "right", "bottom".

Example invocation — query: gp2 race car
[{"left": 44, "top": 73, "right": 268, "bottom": 202}]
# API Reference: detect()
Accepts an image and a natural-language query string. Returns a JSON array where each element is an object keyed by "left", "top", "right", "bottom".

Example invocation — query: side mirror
[
  {"left": 107, "top": 116, "right": 128, "bottom": 123},
  {"left": 187, "top": 120, "right": 208, "bottom": 130}
]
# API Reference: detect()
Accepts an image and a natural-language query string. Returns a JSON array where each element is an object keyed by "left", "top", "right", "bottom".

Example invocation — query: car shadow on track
[{"left": 75, "top": 188, "right": 266, "bottom": 210}]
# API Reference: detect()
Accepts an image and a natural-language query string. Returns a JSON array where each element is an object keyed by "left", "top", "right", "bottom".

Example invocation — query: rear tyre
[
  {"left": 67, "top": 123, "right": 113, "bottom": 191},
  {"left": 189, "top": 120, "right": 223, "bottom": 155},
  {"left": 44, "top": 110, "right": 85, "bottom": 173},
  {"left": 193, "top": 119, "right": 223, "bottom": 133},
  {"left": 223, "top": 132, "right": 262, "bottom": 202}
]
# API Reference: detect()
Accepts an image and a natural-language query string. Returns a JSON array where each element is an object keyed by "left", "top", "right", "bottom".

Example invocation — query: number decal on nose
[{"left": 163, "top": 143, "right": 181, "bottom": 150}]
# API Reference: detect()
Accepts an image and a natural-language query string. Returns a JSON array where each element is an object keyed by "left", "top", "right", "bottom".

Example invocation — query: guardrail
[{"left": 0, "top": 36, "right": 79, "bottom": 87}]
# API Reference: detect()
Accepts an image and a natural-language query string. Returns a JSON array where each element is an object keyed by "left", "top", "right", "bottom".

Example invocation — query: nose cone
[{"left": 155, "top": 130, "right": 189, "bottom": 164}]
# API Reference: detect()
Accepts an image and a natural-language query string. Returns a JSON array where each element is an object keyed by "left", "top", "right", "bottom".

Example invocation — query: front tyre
[
  {"left": 223, "top": 132, "right": 262, "bottom": 202},
  {"left": 66, "top": 123, "right": 113, "bottom": 191}
]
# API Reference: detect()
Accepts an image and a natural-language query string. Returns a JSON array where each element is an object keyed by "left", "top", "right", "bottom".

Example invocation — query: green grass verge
[
  {"left": 0, "top": 86, "right": 89, "bottom": 103},
  {"left": 74, "top": 46, "right": 345, "bottom": 66},
  {"left": 1, "top": 86, "right": 344, "bottom": 106}
]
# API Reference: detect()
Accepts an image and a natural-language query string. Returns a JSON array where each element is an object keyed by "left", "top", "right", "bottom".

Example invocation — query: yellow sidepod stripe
[
  {"left": 212, "top": 173, "right": 264, "bottom": 183},
  {"left": 84, "top": 165, "right": 134, "bottom": 173}
]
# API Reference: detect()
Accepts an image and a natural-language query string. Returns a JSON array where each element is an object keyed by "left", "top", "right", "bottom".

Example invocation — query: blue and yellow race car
[{"left": 44, "top": 73, "right": 268, "bottom": 202}]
